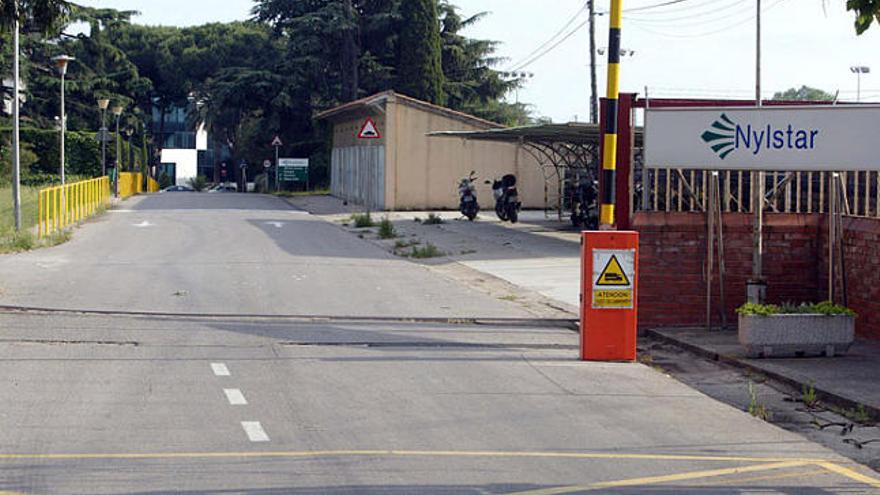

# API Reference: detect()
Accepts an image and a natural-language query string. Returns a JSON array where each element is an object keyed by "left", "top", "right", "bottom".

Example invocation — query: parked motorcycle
[
  {"left": 458, "top": 171, "right": 480, "bottom": 221},
  {"left": 570, "top": 179, "right": 598, "bottom": 230},
  {"left": 486, "top": 174, "right": 521, "bottom": 223}
]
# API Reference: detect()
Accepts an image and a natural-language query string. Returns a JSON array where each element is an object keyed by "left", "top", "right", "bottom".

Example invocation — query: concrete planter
[{"left": 738, "top": 314, "right": 855, "bottom": 358}]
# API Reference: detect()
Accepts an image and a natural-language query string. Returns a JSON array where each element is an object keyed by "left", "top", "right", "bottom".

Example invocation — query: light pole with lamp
[
  {"left": 851, "top": 66, "right": 870, "bottom": 102},
  {"left": 98, "top": 98, "right": 110, "bottom": 176},
  {"left": 112, "top": 105, "right": 123, "bottom": 197},
  {"left": 52, "top": 55, "right": 75, "bottom": 186}
]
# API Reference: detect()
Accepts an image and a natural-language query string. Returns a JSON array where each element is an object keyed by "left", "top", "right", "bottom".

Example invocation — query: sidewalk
[{"left": 648, "top": 327, "right": 880, "bottom": 420}]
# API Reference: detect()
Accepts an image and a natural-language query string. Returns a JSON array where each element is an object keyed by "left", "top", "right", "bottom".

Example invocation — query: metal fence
[
  {"left": 639, "top": 168, "right": 880, "bottom": 218},
  {"left": 38, "top": 177, "right": 110, "bottom": 238}
]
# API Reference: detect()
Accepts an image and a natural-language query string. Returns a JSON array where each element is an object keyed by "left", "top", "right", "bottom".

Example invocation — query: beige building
[{"left": 316, "top": 91, "right": 545, "bottom": 211}]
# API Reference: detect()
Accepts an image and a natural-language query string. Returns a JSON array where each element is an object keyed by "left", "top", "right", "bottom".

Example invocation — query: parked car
[
  {"left": 160, "top": 185, "right": 194, "bottom": 193},
  {"left": 207, "top": 183, "right": 238, "bottom": 193}
]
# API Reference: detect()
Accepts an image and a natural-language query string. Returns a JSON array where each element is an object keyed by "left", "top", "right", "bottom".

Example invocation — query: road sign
[
  {"left": 263, "top": 159, "right": 271, "bottom": 169},
  {"left": 271, "top": 135, "right": 283, "bottom": 147},
  {"left": 358, "top": 118, "right": 381, "bottom": 139},
  {"left": 592, "top": 249, "right": 635, "bottom": 309},
  {"left": 277, "top": 158, "right": 309, "bottom": 182}
]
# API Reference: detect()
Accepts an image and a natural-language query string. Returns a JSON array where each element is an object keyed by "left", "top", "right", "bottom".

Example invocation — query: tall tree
[
  {"left": 396, "top": 0, "right": 445, "bottom": 104},
  {"left": 772, "top": 86, "right": 835, "bottom": 102},
  {"left": 846, "top": 0, "right": 880, "bottom": 34}
]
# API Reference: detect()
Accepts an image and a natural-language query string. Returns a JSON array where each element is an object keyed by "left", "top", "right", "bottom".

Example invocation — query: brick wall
[{"left": 634, "top": 211, "right": 880, "bottom": 339}]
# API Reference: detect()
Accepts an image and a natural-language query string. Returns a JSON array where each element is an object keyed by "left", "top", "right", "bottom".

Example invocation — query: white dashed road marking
[
  {"left": 211, "top": 363, "right": 230, "bottom": 376},
  {"left": 224, "top": 388, "right": 248, "bottom": 405},
  {"left": 241, "top": 422, "right": 270, "bottom": 442}
]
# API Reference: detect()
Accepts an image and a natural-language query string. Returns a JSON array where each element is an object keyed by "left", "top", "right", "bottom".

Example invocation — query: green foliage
[
  {"left": 736, "top": 301, "right": 855, "bottom": 317},
  {"left": 747, "top": 381, "right": 772, "bottom": 421},
  {"left": 408, "top": 242, "right": 443, "bottom": 259},
  {"left": 397, "top": 0, "right": 446, "bottom": 104},
  {"left": 772, "top": 86, "right": 835, "bottom": 102},
  {"left": 423, "top": 212, "right": 445, "bottom": 225},
  {"left": 378, "top": 216, "right": 396, "bottom": 239},
  {"left": 846, "top": 0, "right": 880, "bottom": 34},
  {"left": 802, "top": 382, "right": 819, "bottom": 408},
  {"left": 0, "top": 229, "right": 36, "bottom": 253},
  {"left": 351, "top": 212, "right": 375, "bottom": 228},
  {"left": 158, "top": 172, "right": 172, "bottom": 189},
  {"left": 188, "top": 175, "right": 208, "bottom": 192}
]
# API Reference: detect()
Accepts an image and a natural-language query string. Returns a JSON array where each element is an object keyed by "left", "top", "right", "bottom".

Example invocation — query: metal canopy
[
  {"left": 430, "top": 122, "right": 643, "bottom": 219},
  {"left": 428, "top": 122, "right": 643, "bottom": 147}
]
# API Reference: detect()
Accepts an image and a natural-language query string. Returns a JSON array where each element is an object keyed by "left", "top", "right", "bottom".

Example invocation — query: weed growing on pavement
[
  {"left": 44, "top": 229, "right": 72, "bottom": 248},
  {"left": 460, "top": 249, "right": 477, "bottom": 255},
  {"left": 413, "top": 216, "right": 422, "bottom": 223},
  {"left": 378, "top": 217, "right": 396, "bottom": 239},
  {"left": 802, "top": 382, "right": 819, "bottom": 408},
  {"left": 351, "top": 212, "right": 374, "bottom": 228},
  {"left": 498, "top": 294, "right": 519, "bottom": 302},
  {"left": 423, "top": 213, "right": 444, "bottom": 225},
  {"left": 409, "top": 242, "right": 443, "bottom": 259},
  {"left": 747, "top": 381, "right": 772, "bottom": 421},
  {"left": 0, "top": 229, "right": 36, "bottom": 253}
]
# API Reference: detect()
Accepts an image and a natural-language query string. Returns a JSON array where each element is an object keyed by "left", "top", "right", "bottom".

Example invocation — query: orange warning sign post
[{"left": 581, "top": 231, "right": 639, "bottom": 361}]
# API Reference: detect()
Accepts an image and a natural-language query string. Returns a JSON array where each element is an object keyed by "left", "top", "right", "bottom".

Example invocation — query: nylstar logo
[
  {"left": 701, "top": 114, "right": 738, "bottom": 160},
  {"left": 701, "top": 113, "right": 821, "bottom": 160}
]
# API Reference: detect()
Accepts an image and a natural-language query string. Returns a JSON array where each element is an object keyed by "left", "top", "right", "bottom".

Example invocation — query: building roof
[
  {"left": 314, "top": 90, "right": 504, "bottom": 129},
  {"left": 429, "top": 122, "right": 644, "bottom": 147}
]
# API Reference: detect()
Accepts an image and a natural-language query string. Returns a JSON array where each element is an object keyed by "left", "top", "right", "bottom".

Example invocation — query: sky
[{"left": 76, "top": 0, "right": 880, "bottom": 123}]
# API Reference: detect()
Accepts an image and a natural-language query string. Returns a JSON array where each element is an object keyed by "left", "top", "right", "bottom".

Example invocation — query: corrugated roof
[{"left": 429, "top": 122, "right": 644, "bottom": 147}]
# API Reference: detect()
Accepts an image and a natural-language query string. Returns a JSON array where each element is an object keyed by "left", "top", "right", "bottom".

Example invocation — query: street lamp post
[
  {"left": 52, "top": 55, "right": 75, "bottom": 186},
  {"left": 851, "top": 66, "right": 871, "bottom": 102},
  {"left": 112, "top": 105, "right": 123, "bottom": 197},
  {"left": 11, "top": 13, "right": 22, "bottom": 231},
  {"left": 98, "top": 99, "right": 110, "bottom": 176}
]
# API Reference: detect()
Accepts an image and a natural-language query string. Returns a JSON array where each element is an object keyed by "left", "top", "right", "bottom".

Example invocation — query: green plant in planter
[{"left": 736, "top": 301, "right": 855, "bottom": 317}]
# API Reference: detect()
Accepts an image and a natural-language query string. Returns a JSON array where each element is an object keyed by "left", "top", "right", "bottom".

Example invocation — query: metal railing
[
  {"left": 118, "top": 172, "right": 144, "bottom": 199},
  {"left": 38, "top": 177, "right": 110, "bottom": 238},
  {"left": 639, "top": 168, "right": 880, "bottom": 217}
]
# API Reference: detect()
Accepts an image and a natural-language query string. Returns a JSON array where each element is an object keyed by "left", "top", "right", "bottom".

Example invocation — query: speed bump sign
[{"left": 592, "top": 249, "right": 635, "bottom": 309}]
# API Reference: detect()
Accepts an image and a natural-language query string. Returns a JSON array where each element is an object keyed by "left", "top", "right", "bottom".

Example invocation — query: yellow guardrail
[
  {"left": 147, "top": 176, "right": 160, "bottom": 193},
  {"left": 38, "top": 177, "right": 110, "bottom": 238},
  {"left": 118, "top": 172, "right": 144, "bottom": 199}
]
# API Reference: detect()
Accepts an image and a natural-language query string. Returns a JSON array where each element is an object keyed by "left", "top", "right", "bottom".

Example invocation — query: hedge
[{"left": 0, "top": 128, "right": 148, "bottom": 182}]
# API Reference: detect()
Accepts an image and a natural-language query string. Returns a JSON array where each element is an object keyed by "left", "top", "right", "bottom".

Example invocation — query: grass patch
[
  {"left": 498, "top": 294, "right": 519, "bottom": 302},
  {"left": 409, "top": 242, "right": 444, "bottom": 259},
  {"left": 394, "top": 239, "right": 420, "bottom": 250},
  {"left": 423, "top": 213, "right": 445, "bottom": 225},
  {"left": 274, "top": 188, "right": 330, "bottom": 197},
  {"left": 351, "top": 212, "right": 375, "bottom": 228},
  {"left": 378, "top": 217, "right": 396, "bottom": 239},
  {"left": 747, "top": 381, "right": 773, "bottom": 421},
  {"left": 802, "top": 382, "right": 819, "bottom": 408}
]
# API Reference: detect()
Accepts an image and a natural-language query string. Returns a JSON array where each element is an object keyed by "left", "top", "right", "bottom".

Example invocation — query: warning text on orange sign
[{"left": 593, "top": 289, "right": 633, "bottom": 309}]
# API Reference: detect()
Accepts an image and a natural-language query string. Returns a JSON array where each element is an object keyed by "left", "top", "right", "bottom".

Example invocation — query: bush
[
  {"left": 423, "top": 213, "right": 445, "bottom": 225},
  {"left": 378, "top": 217, "right": 396, "bottom": 239},
  {"left": 737, "top": 301, "right": 855, "bottom": 317},
  {"left": 409, "top": 242, "right": 443, "bottom": 259},
  {"left": 351, "top": 212, "right": 375, "bottom": 228},
  {"left": 188, "top": 175, "right": 208, "bottom": 192}
]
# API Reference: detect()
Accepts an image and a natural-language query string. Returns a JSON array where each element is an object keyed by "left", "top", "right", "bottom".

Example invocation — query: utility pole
[
  {"left": 588, "top": 0, "right": 598, "bottom": 124},
  {"left": 749, "top": 0, "right": 765, "bottom": 303},
  {"left": 11, "top": 9, "right": 21, "bottom": 231}
]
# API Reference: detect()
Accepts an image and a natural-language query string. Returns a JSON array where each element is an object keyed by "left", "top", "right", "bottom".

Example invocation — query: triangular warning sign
[
  {"left": 596, "top": 255, "right": 631, "bottom": 286},
  {"left": 358, "top": 118, "right": 381, "bottom": 139},
  {"left": 271, "top": 135, "right": 283, "bottom": 147}
]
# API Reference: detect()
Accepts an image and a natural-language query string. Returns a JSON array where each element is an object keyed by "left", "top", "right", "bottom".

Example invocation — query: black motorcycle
[
  {"left": 486, "top": 174, "right": 521, "bottom": 223},
  {"left": 570, "top": 179, "right": 598, "bottom": 230},
  {"left": 458, "top": 171, "right": 480, "bottom": 221}
]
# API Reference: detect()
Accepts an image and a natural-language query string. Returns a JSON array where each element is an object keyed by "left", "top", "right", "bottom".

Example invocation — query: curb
[{"left": 645, "top": 328, "right": 880, "bottom": 422}]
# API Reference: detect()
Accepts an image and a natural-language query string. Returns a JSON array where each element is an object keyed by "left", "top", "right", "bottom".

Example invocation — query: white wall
[{"left": 160, "top": 148, "right": 198, "bottom": 186}]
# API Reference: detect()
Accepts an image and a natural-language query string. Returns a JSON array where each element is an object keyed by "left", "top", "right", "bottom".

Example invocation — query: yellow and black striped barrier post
[{"left": 600, "top": 0, "right": 624, "bottom": 227}]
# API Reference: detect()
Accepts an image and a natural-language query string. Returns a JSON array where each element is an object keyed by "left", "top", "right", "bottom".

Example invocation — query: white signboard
[
  {"left": 278, "top": 158, "right": 308, "bottom": 169},
  {"left": 592, "top": 249, "right": 635, "bottom": 309},
  {"left": 645, "top": 105, "right": 880, "bottom": 171}
]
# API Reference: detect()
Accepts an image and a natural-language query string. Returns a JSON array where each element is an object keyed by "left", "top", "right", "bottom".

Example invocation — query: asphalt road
[{"left": 0, "top": 193, "right": 876, "bottom": 494}]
